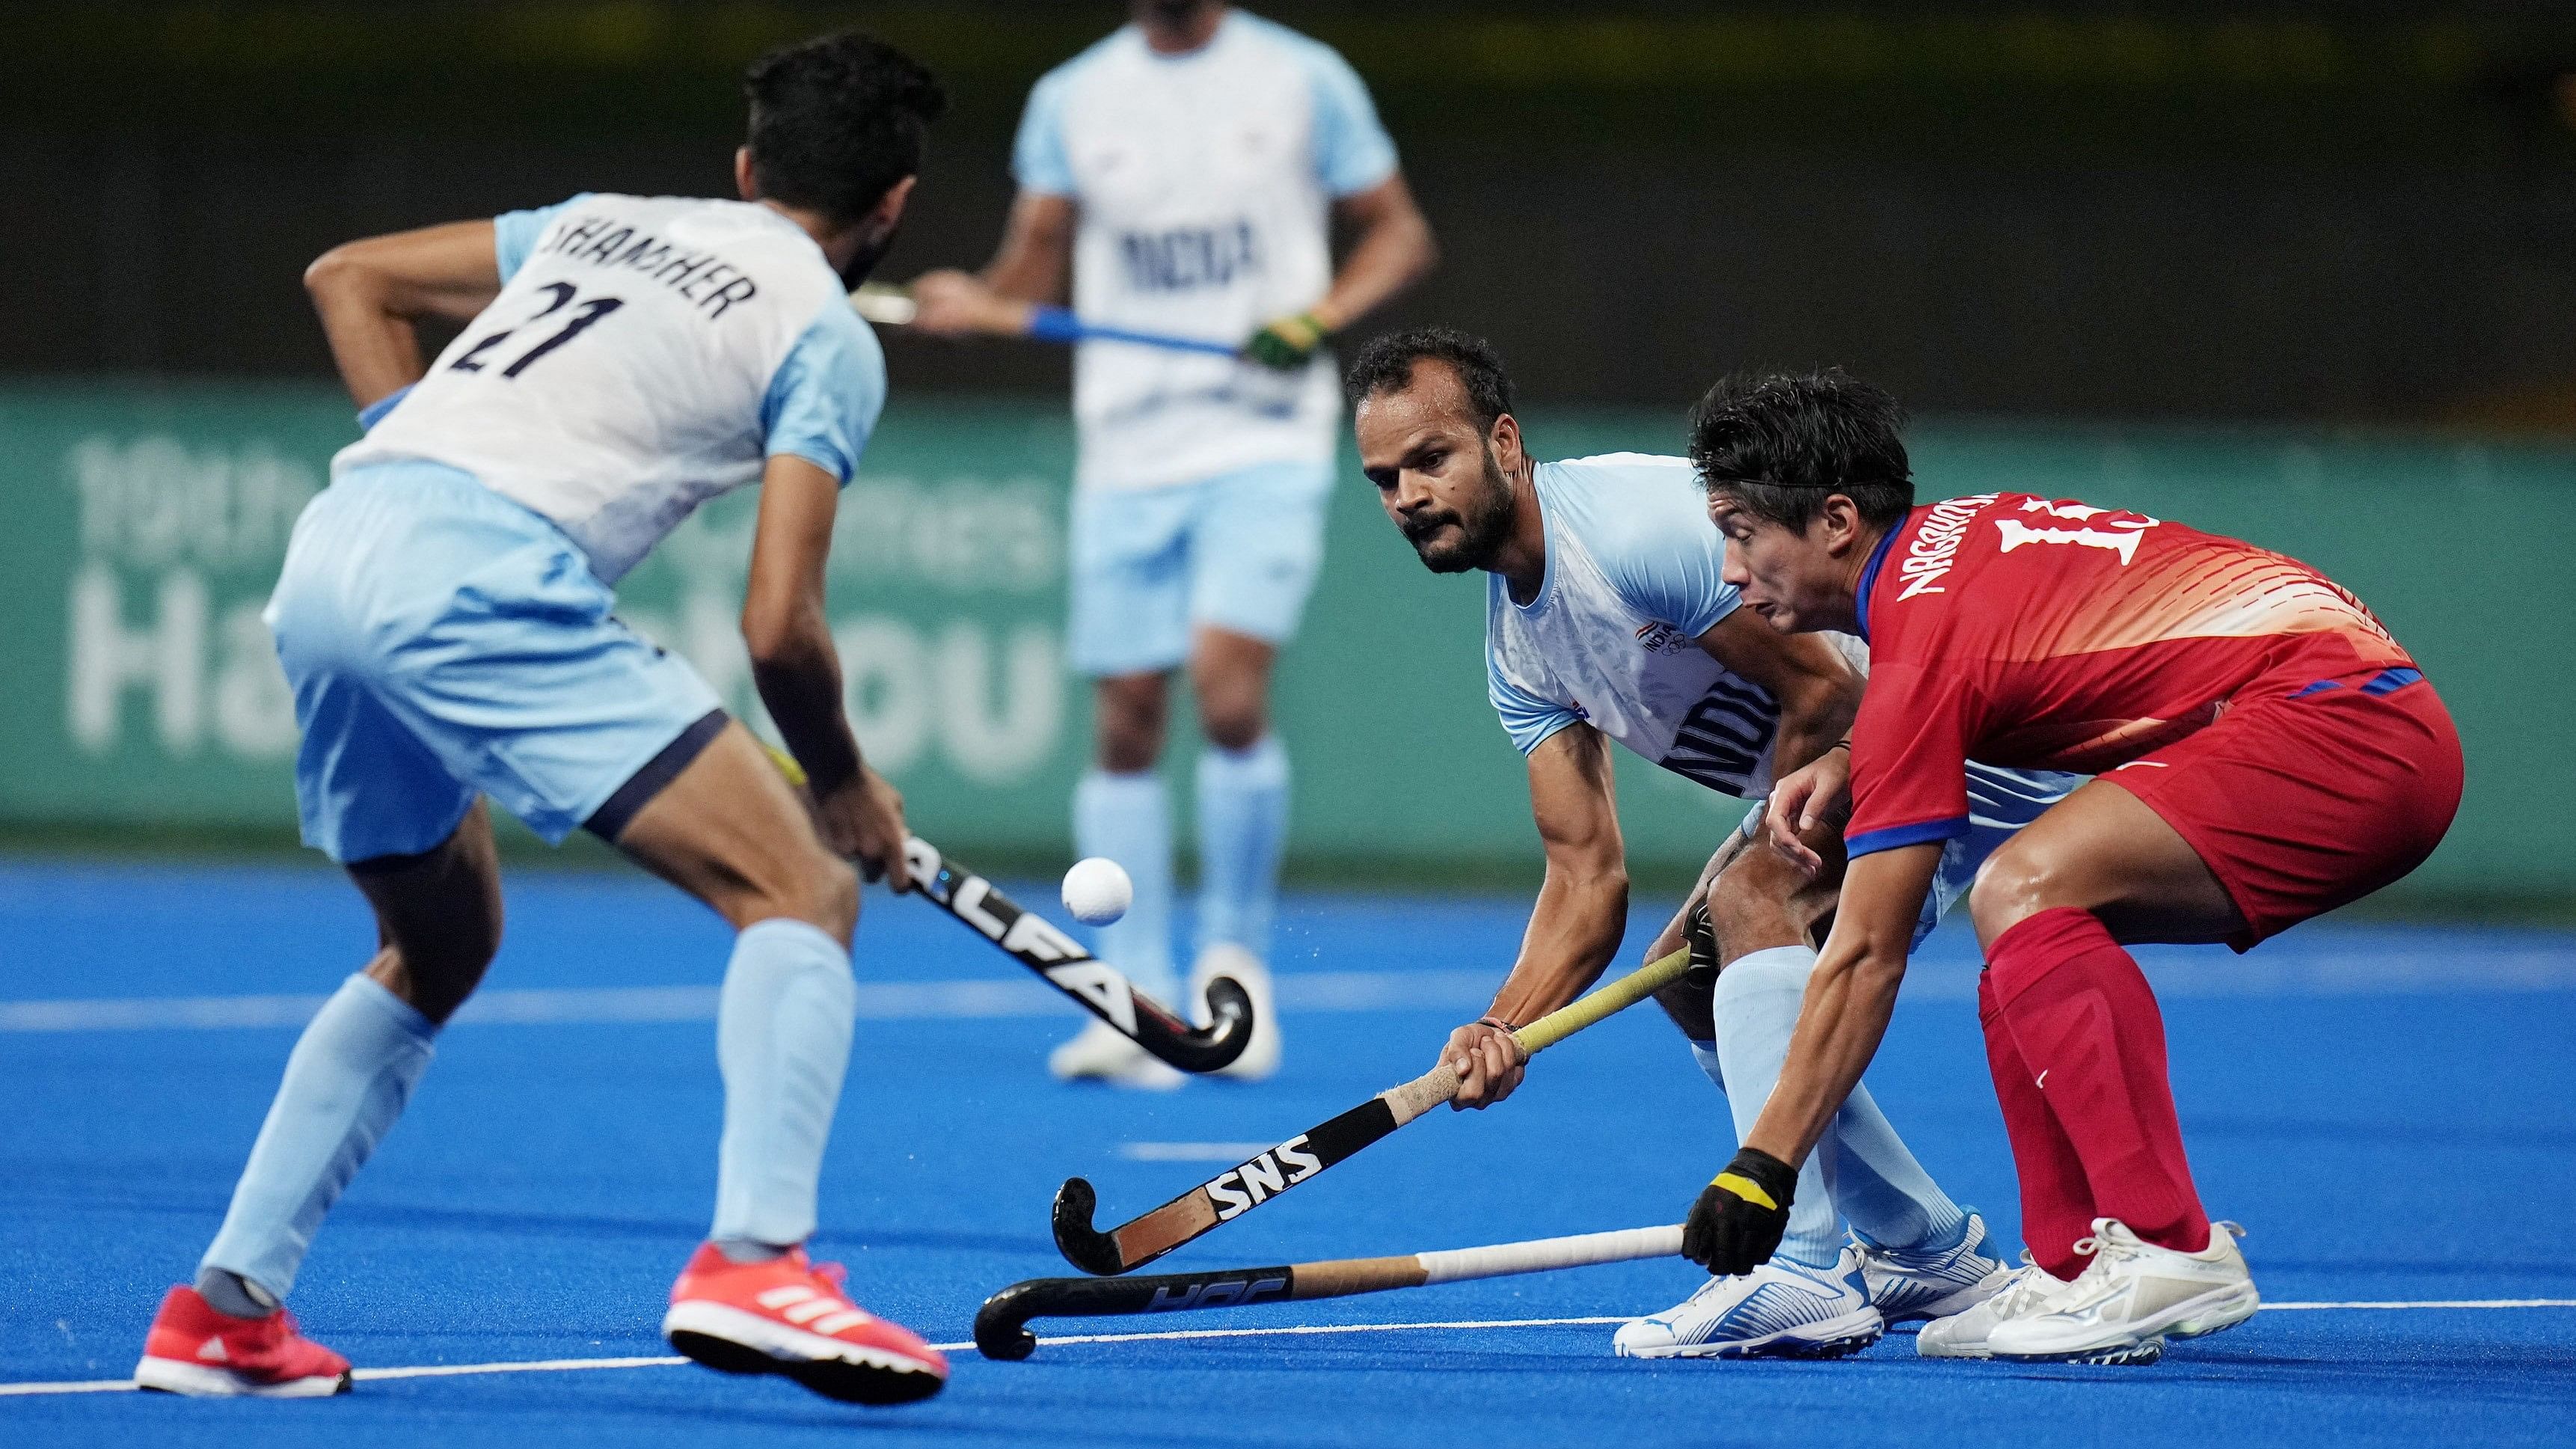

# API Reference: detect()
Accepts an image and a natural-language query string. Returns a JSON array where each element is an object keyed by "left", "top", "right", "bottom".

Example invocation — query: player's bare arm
[
  {"left": 1444, "top": 722, "right": 1626, "bottom": 1110},
  {"left": 1695, "top": 609, "right": 1858, "bottom": 779},
  {"left": 304, "top": 220, "right": 507, "bottom": 408},
  {"left": 908, "top": 190, "right": 1072, "bottom": 337},
  {"left": 1245, "top": 173, "right": 1435, "bottom": 368},
  {"left": 743, "top": 453, "right": 910, "bottom": 892},
  {"left": 1310, "top": 174, "right": 1437, "bottom": 335}
]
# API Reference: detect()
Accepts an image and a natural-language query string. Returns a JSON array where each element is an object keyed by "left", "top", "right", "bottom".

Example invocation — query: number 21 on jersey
[{"left": 450, "top": 282, "right": 625, "bottom": 380}]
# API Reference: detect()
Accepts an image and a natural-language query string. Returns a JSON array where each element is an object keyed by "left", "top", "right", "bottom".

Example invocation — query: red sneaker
[
  {"left": 663, "top": 1243, "right": 946, "bottom": 1406},
  {"left": 134, "top": 1285, "right": 352, "bottom": 1398}
]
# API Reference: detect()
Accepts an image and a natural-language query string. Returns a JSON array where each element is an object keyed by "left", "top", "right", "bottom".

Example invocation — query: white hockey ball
[{"left": 1061, "top": 857, "right": 1134, "bottom": 925}]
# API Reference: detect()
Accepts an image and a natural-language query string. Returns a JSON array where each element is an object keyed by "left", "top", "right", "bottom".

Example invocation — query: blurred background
[{"left": 3, "top": 0, "right": 2572, "bottom": 914}]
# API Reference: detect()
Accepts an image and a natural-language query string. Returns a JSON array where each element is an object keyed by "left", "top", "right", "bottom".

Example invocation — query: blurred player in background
[
  {"left": 1681, "top": 370, "right": 2463, "bottom": 1364},
  {"left": 909, "top": 0, "right": 1436, "bottom": 1088},
  {"left": 133, "top": 34, "right": 954, "bottom": 1406},
  {"left": 1348, "top": 328, "right": 2081, "bottom": 1358}
]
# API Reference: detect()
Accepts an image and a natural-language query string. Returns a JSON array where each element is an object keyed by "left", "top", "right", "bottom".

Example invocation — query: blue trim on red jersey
[
  {"left": 1846, "top": 815, "right": 1969, "bottom": 858},
  {"left": 2290, "top": 679, "right": 2342, "bottom": 699},
  {"left": 1852, "top": 522, "right": 1904, "bottom": 644},
  {"left": 2361, "top": 667, "right": 2423, "bottom": 696}
]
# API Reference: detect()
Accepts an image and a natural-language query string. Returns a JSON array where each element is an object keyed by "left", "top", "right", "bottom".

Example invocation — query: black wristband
[{"left": 1714, "top": 1146, "right": 1798, "bottom": 1210}]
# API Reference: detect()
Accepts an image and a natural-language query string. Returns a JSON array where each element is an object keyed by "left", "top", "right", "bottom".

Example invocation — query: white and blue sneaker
[
  {"left": 1612, "top": 1247, "right": 1885, "bottom": 1359},
  {"left": 1856, "top": 1210, "right": 2017, "bottom": 1326}
]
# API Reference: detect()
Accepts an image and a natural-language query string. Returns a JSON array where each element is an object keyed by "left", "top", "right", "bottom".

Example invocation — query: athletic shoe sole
[
  {"left": 133, "top": 1356, "right": 350, "bottom": 1397},
  {"left": 1615, "top": 1305, "right": 1886, "bottom": 1361},
  {"left": 663, "top": 1302, "right": 945, "bottom": 1406},
  {"left": 1990, "top": 1282, "right": 2257, "bottom": 1365}
]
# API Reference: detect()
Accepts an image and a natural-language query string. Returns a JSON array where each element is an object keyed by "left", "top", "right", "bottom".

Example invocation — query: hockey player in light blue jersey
[
  {"left": 1349, "top": 328, "right": 2079, "bottom": 1361},
  {"left": 904, "top": 0, "right": 1437, "bottom": 1088},
  {"left": 132, "top": 34, "right": 954, "bottom": 1408}
]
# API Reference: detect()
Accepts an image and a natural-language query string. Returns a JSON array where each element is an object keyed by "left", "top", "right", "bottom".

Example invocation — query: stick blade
[{"left": 1052, "top": 1177, "right": 1129, "bottom": 1275}]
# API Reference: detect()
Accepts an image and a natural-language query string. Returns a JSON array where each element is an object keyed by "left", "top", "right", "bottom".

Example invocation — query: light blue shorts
[
  {"left": 1740, "top": 762, "right": 2085, "bottom": 948},
  {"left": 266, "top": 460, "right": 725, "bottom": 864},
  {"left": 1067, "top": 459, "right": 1334, "bottom": 677}
]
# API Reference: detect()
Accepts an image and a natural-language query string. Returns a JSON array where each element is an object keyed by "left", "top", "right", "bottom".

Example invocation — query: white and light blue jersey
[
  {"left": 337, "top": 193, "right": 883, "bottom": 583},
  {"left": 1014, "top": 10, "right": 1399, "bottom": 491},
  {"left": 1487, "top": 453, "right": 1827, "bottom": 797}
]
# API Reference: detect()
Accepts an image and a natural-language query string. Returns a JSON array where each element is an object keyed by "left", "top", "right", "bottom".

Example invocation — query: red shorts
[{"left": 2100, "top": 669, "right": 2463, "bottom": 950}]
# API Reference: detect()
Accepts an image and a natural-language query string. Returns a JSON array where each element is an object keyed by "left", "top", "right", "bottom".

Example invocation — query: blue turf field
[{"left": 4, "top": 859, "right": 2575, "bottom": 1445}]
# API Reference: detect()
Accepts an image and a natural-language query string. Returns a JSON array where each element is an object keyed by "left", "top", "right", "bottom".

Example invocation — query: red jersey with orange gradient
[{"left": 1844, "top": 491, "right": 2417, "bottom": 859}]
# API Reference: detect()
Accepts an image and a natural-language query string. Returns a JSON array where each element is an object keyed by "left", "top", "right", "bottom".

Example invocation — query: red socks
[
  {"left": 1978, "top": 972, "right": 2100, "bottom": 1279},
  {"left": 1984, "top": 907, "right": 2210, "bottom": 1273}
]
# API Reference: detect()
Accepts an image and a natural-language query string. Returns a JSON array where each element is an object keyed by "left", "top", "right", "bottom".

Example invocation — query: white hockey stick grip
[{"left": 1416, "top": 1224, "right": 1684, "bottom": 1286}]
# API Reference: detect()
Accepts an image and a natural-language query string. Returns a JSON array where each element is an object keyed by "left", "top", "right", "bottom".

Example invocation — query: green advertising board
[{"left": 0, "top": 384, "right": 2566, "bottom": 907}]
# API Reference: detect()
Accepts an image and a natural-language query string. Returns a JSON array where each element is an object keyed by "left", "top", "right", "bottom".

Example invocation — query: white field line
[
  {"left": 10, "top": 946, "right": 2576, "bottom": 1033},
  {"left": 0, "top": 969, "right": 1500, "bottom": 1035},
  {"left": 10, "top": 1299, "right": 2575, "bottom": 1396}
]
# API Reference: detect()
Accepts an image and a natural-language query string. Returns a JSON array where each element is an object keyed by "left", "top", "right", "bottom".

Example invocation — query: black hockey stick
[
  {"left": 757, "top": 743, "right": 1254, "bottom": 1075},
  {"left": 975, "top": 1222, "right": 1683, "bottom": 1359},
  {"left": 1049, "top": 946, "right": 1693, "bottom": 1274},
  {"left": 902, "top": 836, "right": 1254, "bottom": 1075}
]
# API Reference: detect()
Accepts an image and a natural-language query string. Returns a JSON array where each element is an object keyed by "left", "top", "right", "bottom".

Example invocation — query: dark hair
[
  {"left": 1687, "top": 369, "right": 1915, "bottom": 530},
  {"left": 743, "top": 31, "right": 947, "bottom": 226},
  {"left": 1343, "top": 326, "right": 1518, "bottom": 431}
]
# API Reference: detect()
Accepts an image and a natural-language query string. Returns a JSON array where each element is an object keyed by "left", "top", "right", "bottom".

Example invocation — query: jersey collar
[{"left": 1852, "top": 519, "right": 1904, "bottom": 644}]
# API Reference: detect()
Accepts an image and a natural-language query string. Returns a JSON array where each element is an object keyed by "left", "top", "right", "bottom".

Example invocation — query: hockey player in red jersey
[{"left": 1671, "top": 370, "right": 2462, "bottom": 1366}]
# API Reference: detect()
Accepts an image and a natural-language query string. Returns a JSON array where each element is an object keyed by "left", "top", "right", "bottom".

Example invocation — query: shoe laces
[
  {"left": 1987, "top": 1253, "right": 2065, "bottom": 1317},
  {"left": 812, "top": 1260, "right": 851, "bottom": 1298}
]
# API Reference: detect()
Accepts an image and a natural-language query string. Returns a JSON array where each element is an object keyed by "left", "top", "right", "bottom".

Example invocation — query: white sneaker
[
  {"left": 1984, "top": 1219, "right": 2257, "bottom": 1365},
  {"left": 1611, "top": 1247, "right": 1885, "bottom": 1359},
  {"left": 1856, "top": 1211, "right": 2017, "bottom": 1326},
  {"left": 1046, "top": 1018, "right": 1185, "bottom": 1090},
  {"left": 1189, "top": 943, "right": 1279, "bottom": 1082},
  {"left": 1915, "top": 1252, "right": 2078, "bottom": 1358}
]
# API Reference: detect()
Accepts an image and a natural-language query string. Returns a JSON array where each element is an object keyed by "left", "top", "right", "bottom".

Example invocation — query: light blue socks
[
  {"left": 1195, "top": 736, "right": 1289, "bottom": 958},
  {"left": 200, "top": 972, "right": 435, "bottom": 1304},
  {"left": 1074, "top": 769, "right": 1177, "bottom": 1002},
  {"left": 712, "top": 919, "right": 857, "bottom": 1254},
  {"left": 1709, "top": 945, "right": 1970, "bottom": 1267}
]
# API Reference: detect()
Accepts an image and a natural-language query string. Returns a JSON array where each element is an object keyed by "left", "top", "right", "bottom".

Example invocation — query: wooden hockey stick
[
  {"left": 977, "top": 1222, "right": 1684, "bottom": 1359},
  {"left": 1050, "top": 946, "right": 1696, "bottom": 1274}
]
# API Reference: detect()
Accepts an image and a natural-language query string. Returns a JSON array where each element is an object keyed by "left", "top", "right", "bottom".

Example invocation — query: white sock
[
  {"left": 711, "top": 919, "right": 856, "bottom": 1249},
  {"left": 1195, "top": 736, "right": 1289, "bottom": 958},
  {"left": 1073, "top": 769, "right": 1176, "bottom": 1002}
]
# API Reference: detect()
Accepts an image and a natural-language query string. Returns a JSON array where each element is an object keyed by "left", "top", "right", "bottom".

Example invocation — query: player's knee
[
  {"left": 796, "top": 854, "right": 862, "bottom": 942},
  {"left": 1703, "top": 851, "right": 1801, "bottom": 957},
  {"left": 1199, "top": 699, "right": 1267, "bottom": 753},
  {"left": 1093, "top": 677, "right": 1168, "bottom": 771},
  {"left": 1967, "top": 842, "right": 2055, "bottom": 949}
]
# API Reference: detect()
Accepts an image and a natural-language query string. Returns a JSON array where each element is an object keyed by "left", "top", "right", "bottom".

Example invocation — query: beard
[
  {"left": 1402, "top": 445, "right": 1516, "bottom": 575},
  {"left": 835, "top": 215, "right": 904, "bottom": 290}
]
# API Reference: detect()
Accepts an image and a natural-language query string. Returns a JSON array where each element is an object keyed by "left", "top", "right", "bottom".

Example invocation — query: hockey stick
[
  {"left": 1050, "top": 946, "right": 1696, "bottom": 1275},
  {"left": 901, "top": 836, "right": 1254, "bottom": 1075},
  {"left": 976, "top": 1222, "right": 1683, "bottom": 1360},
  {"left": 852, "top": 284, "right": 1242, "bottom": 358},
  {"left": 757, "top": 744, "right": 1254, "bottom": 1073}
]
